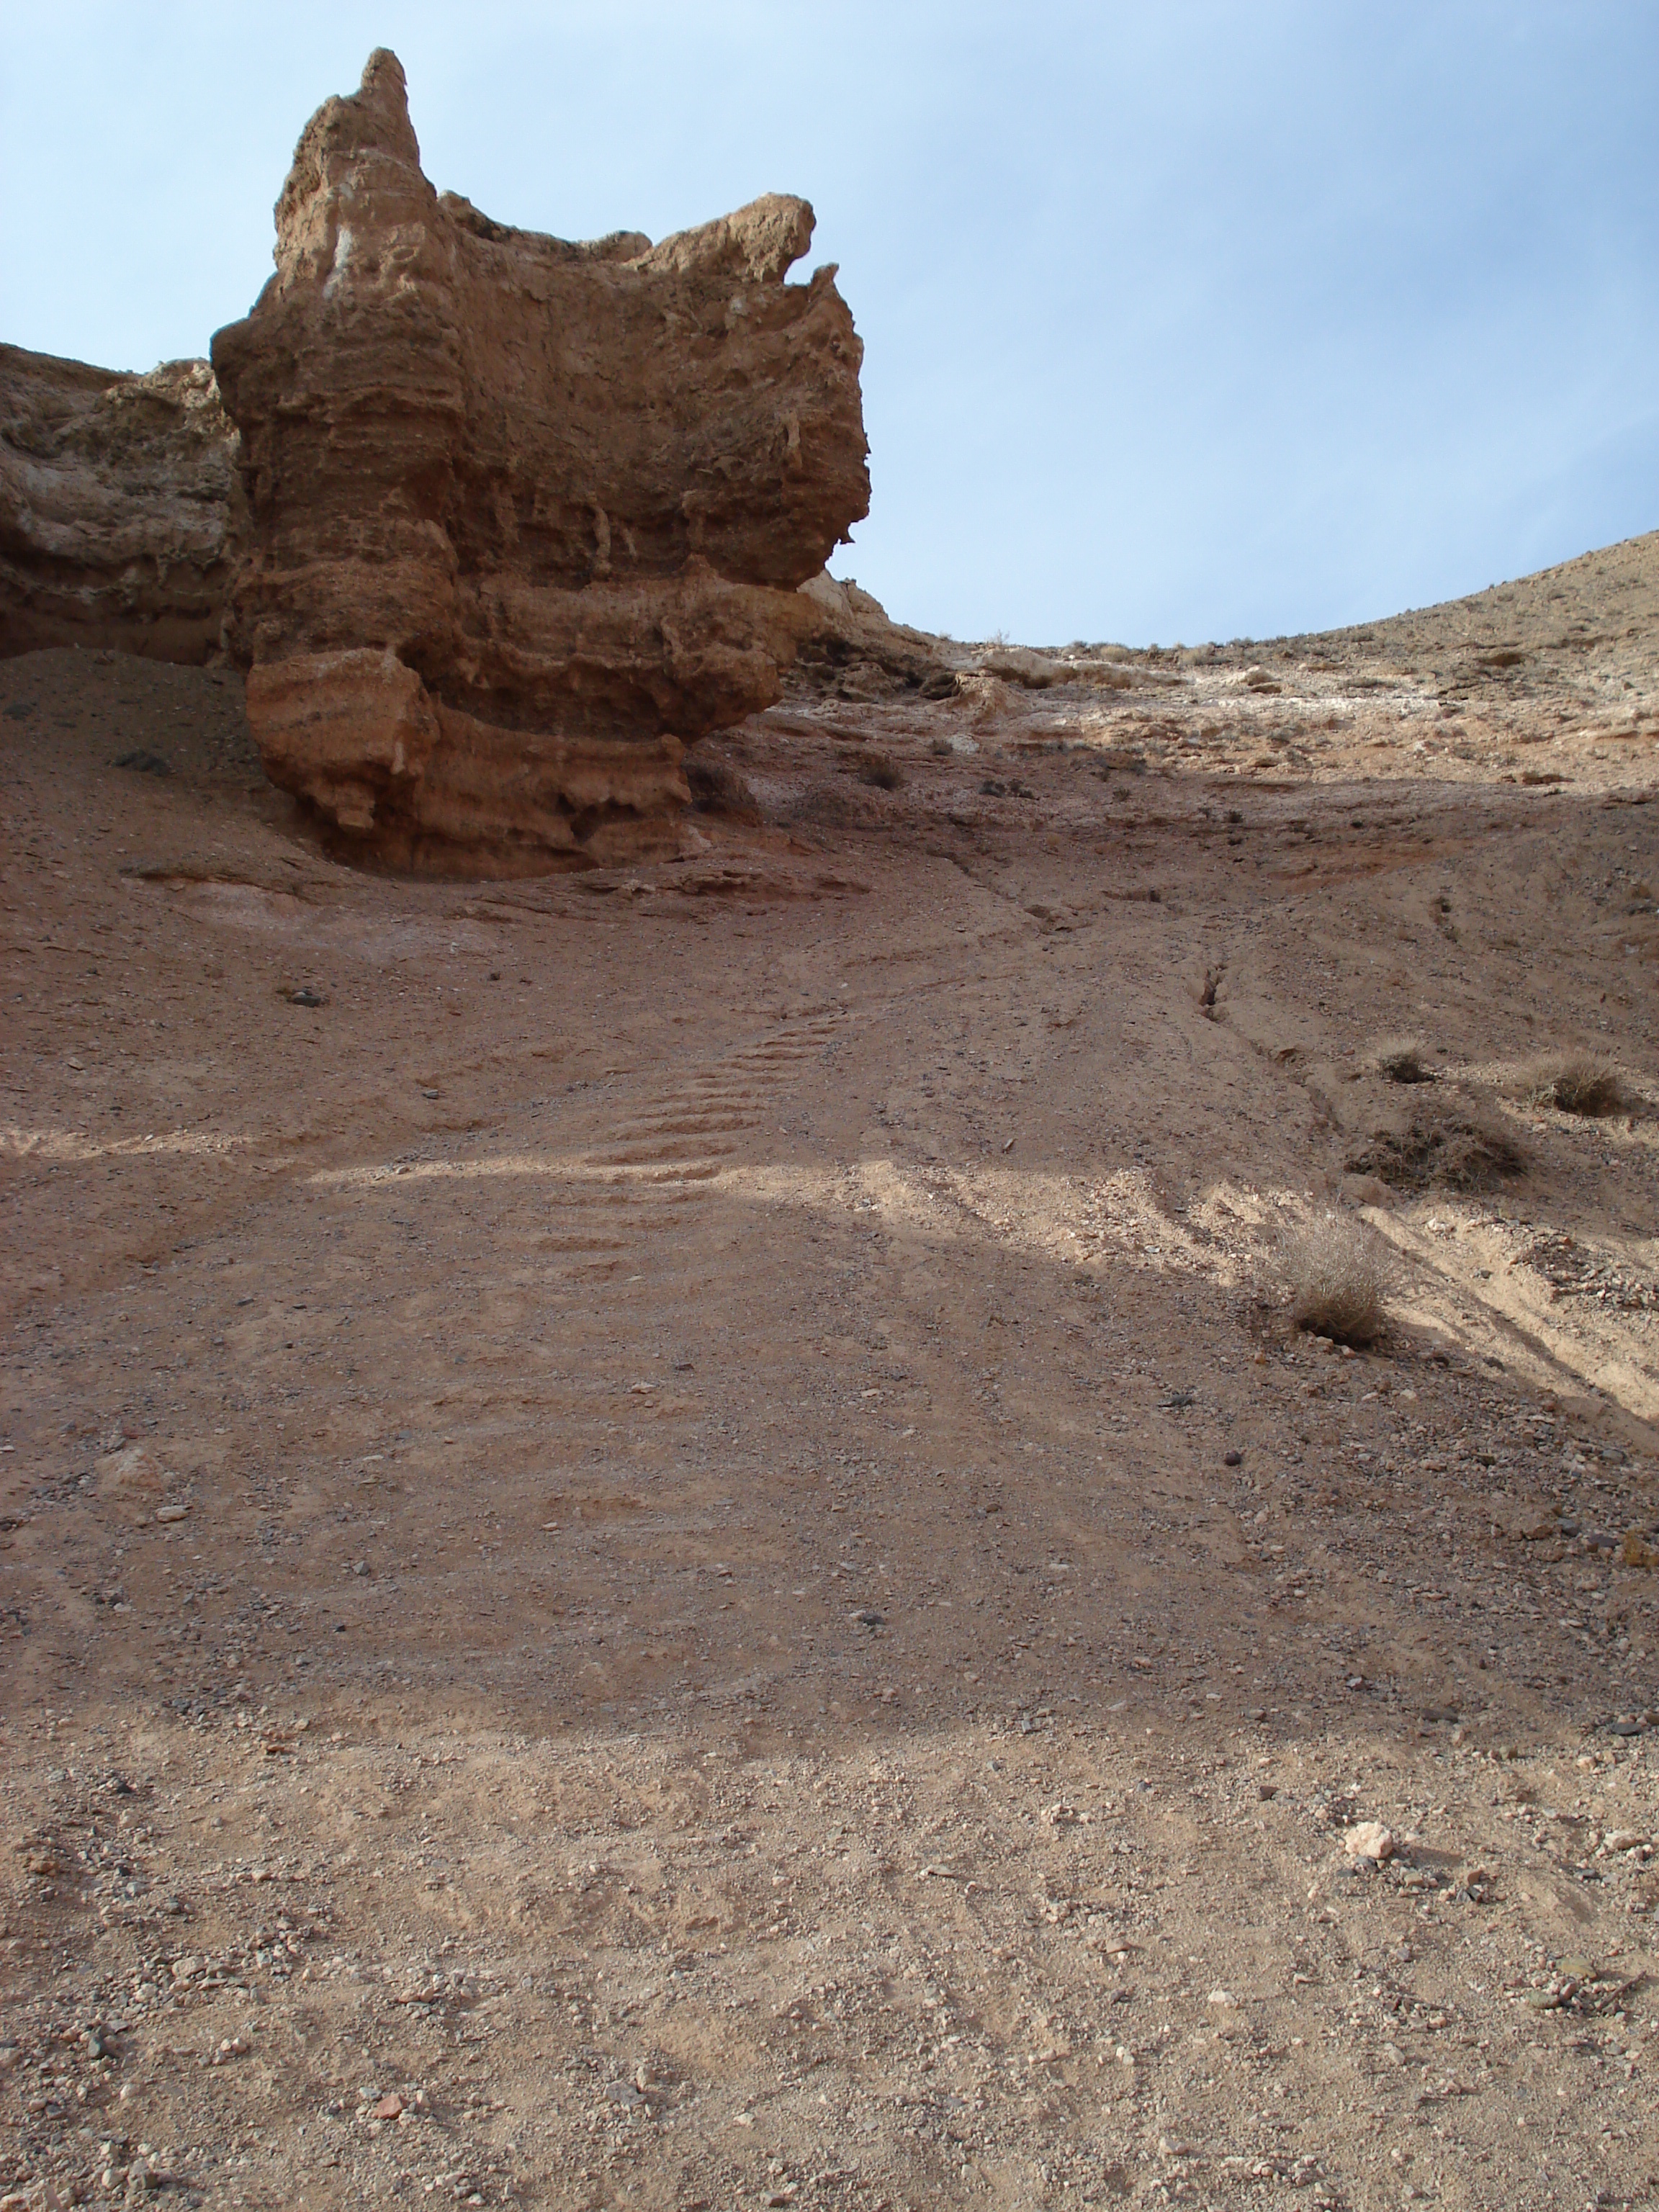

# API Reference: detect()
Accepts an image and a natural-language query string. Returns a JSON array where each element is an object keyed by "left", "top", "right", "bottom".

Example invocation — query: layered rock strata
[
  {"left": 211, "top": 48, "right": 870, "bottom": 870},
  {"left": 0, "top": 344, "right": 246, "bottom": 662}
]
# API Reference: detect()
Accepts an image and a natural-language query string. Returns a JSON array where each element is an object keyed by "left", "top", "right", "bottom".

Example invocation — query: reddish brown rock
[
  {"left": 211, "top": 48, "right": 870, "bottom": 871},
  {"left": 0, "top": 343, "right": 246, "bottom": 662}
]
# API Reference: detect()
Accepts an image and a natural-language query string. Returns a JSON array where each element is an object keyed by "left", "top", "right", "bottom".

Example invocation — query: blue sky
[{"left": 4, "top": 2, "right": 1656, "bottom": 644}]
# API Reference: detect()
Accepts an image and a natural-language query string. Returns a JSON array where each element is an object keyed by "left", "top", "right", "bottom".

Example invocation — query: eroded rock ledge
[
  {"left": 210, "top": 48, "right": 871, "bottom": 871},
  {"left": 0, "top": 344, "right": 246, "bottom": 662}
]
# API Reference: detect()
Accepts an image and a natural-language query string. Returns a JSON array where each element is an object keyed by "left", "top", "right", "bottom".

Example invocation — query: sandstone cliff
[
  {"left": 0, "top": 344, "right": 246, "bottom": 662},
  {"left": 211, "top": 49, "right": 870, "bottom": 871}
]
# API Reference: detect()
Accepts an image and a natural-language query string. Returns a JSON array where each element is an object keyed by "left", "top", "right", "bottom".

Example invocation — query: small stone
[
  {"left": 1602, "top": 1828, "right": 1647, "bottom": 1853},
  {"left": 155, "top": 1503, "right": 189, "bottom": 1524},
  {"left": 373, "top": 2092, "right": 403, "bottom": 2120},
  {"left": 1513, "top": 1506, "right": 1558, "bottom": 1542},
  {"left": 1223, "top": 1449, "right": 1242, "bottom": 1467},
  {"left": 1341, "top": 1820, "right": 1395, "bottom": 1863}
]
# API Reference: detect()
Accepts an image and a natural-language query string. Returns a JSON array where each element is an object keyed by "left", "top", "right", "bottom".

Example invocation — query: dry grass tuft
[
  {"left": 1524, "top": 1054, "right": 1629, "bottom": 1118},
  {"left": 1346, "top": 1102, "right": 1527, "bottom": 1192},
  {"left": 1283, "top": 1215, "right": 1392, "bottom": 1346},
  {"left": 860, "top": 753, "right": 905, "bottom": 791},
  {"left": 1372, "top": 1035, "right": 1436, "bottom": 1084}
]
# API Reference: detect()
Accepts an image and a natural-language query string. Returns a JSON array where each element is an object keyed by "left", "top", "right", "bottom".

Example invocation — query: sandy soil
[{"left": 2, "top": 533, "right": 1658, "bottom": 2211}]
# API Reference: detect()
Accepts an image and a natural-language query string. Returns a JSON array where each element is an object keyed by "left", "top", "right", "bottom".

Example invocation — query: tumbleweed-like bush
[{"left": 1283, "top": 1215, "right": 1392, "bottom": 1347}]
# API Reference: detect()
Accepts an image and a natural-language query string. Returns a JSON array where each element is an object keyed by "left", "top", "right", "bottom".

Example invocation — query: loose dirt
[{"left": 3, "top": 534, "right": 1658, "bottom": 2209}]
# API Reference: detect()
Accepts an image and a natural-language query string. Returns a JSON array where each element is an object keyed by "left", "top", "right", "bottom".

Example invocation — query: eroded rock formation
[
  {"left": 211, "top": 48, "right": 870, "bottom": 870},
  {"left": 0, "top": 344, "right": 246, "bottom": 662},
  {"left": 792, "top": 573, "right": 958, "bottom": 699}
]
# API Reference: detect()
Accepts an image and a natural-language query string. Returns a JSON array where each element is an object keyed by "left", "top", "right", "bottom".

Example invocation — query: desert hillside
[{"left": 1, "top": 531, "right": 1656, "bottom": 2208}]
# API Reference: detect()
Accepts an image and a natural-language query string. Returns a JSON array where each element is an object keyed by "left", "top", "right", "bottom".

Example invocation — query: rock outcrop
[
  {"left": 211, "top": 48, "right": 870, "bottom": 871},
  {"left": 0, "top": 344, "right": 246, "bottom": 662},
  {"left": 791, "top": 574, "right": 958, "bottom": 699}
]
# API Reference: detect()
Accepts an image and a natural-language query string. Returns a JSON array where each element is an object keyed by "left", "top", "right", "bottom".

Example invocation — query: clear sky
[{"left": 4, "top": 2, "right": 1655, "bottom": 646}]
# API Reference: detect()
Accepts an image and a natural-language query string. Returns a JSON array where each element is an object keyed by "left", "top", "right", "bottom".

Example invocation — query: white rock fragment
[
  {"left": 1342, "top": 1820, "right": 1395, "bottom": 1863},
  {"left": 1601, "top": 1827, "right": 1649, "bottom": 1853}
]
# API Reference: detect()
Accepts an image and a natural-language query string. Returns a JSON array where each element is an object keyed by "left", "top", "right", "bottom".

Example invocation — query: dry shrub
[
  {"left": 684, "top": 755, "right": 762, "bottom": 822},
  {"left": 1284, "top": 1216, "right": 1391, "bottom": 1346},
  {"left": 1346, "top": 1102, "right": 1527, "bottom": 1192},
  {"left": 1372, "top": 1035, "right": 1435, "bottom": 1084},
  {"left": 1525, "top": 1054, "right": 1628, "bottom": 1118},
  {"left": 860, "top": 753, "right": 904, "bottom": 791}
]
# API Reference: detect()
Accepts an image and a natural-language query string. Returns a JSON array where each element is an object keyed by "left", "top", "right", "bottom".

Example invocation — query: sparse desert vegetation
[
  {"left": 1283, "top": 1213, "right": 1391, "bottom": 1344},
  {"left": 1371, "top": 1033, "right": 1436, "bottom": 1083},
  {"left": 858, "top": 750, "right": 905, "bottom": 790},
  {"left": 1525, "top": 1051, "right": 1631, "bottom": 1118},
  {"left": 1345, "top": 1097, "right": 1529, "bottom": 1192}
]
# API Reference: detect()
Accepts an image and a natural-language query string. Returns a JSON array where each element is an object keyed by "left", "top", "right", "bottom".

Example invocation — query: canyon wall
[{"left": 0, "top": 344, "right": 246, "bottom": 662}]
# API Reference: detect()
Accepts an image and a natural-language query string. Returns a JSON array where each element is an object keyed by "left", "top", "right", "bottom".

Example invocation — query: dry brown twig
[{"left": 1345, "top": 1100, "right": 1527, "bottom": 1192}]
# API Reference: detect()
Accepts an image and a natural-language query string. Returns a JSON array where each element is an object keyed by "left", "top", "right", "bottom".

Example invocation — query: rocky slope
[
  {"left": 3, "top": 526, "right": 1657, "bottom": 2207},
  {"left": 210, "top": 48, "right": 871, "bottom": 873}
]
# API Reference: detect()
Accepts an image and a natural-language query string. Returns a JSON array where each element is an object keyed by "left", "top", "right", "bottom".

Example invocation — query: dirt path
[{"left": 2, "top": 541, "right": 1657, "bottom": 2208}]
